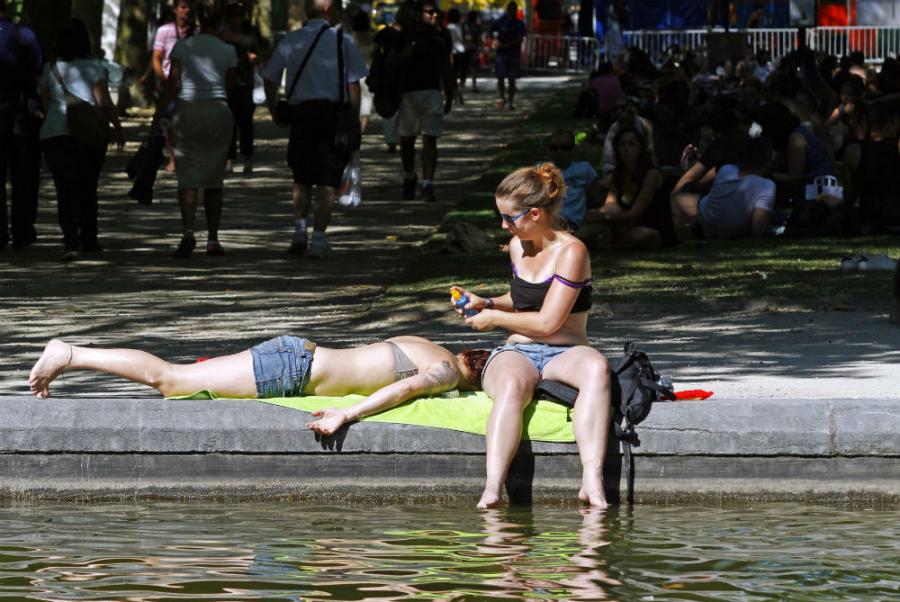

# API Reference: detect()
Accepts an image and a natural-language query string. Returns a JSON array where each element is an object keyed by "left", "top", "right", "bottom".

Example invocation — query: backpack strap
[
  {"left": 284, "top": 24, "right": 329, "bottom": 104},
  {"left": 622, "top": 439, "right": 635, "bottom": 504}
]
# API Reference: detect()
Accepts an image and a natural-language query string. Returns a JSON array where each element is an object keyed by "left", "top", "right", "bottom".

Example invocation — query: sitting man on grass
[
  {"left": 672, "top": 137, "right": 776, "bottom": 239},
  {"left": 546, "top": 129, "right": 604, "bottom": 234}
]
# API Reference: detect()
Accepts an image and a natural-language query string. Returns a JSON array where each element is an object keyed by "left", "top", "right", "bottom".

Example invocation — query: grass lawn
[{"left": 391, "top": 85, "right": 899, "bottom": 310}]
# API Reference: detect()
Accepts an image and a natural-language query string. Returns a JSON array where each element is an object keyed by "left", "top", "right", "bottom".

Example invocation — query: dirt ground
[{"left": 3, "top": 77, "right": 899, "bottom": 400}]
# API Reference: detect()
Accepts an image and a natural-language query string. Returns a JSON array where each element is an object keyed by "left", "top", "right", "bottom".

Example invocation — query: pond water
[{"left": 0, "top": 502, "right": 896, "bottom": 601}]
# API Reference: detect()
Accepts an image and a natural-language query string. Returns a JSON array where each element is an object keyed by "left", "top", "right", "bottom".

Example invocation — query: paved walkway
[
  {"left": 3, "top": 76, "right": 900, "bottom": 400},
  {"left": 0, "top": 78, "right": 568, "bottom": 396}
]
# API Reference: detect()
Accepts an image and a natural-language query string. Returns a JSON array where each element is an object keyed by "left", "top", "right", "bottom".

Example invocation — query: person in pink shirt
[{"left": 151, "top": 0, "right": 194, "bottom": 172}]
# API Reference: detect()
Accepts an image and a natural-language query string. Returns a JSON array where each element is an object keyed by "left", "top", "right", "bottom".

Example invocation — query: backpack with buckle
[{"left": 535, "top": 342, "right": 674, "bottom": 504}]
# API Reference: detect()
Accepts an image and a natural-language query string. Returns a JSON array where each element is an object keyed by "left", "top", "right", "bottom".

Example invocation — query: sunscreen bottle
[{"left": 451, "top": 289, "right": 479, "bottom": 317}]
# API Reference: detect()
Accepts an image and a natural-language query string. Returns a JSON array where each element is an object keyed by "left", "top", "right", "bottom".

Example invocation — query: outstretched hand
[{"left": 306, "top": 407, "right": 351, "bottom": 436}]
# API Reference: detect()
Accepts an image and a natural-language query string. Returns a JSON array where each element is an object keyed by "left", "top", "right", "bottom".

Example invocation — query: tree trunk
[
  {"left": 114, "top": 0, "right": 152, "bottom": 106},
  {"left": 22, "top": 0, "right": 73, "bottom": 57}
]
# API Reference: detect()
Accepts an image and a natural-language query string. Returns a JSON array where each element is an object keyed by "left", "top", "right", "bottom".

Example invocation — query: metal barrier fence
[
  {"left": 623, "top": 27, "right": 899, "bottom": 65},
  {"left": 812, "top": 26, "right": 900, "bottom": 62},
  {"left": 522, "top": 35, "right": 600, "bottom": 73}
]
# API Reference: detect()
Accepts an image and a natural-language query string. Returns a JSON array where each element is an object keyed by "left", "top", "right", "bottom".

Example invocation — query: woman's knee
[{"left": 153, "top": 364, "right": 180, "bottom": 397}]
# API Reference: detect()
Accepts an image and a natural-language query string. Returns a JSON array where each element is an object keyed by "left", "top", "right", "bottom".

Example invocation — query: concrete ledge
[{"left": 1, "top": 397, "right": 898, "bottom": 503}]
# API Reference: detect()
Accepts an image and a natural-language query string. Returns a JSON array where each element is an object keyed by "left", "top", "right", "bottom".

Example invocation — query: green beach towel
[{"left": 178, "top": 391, "right": 576, "bottom": 443}]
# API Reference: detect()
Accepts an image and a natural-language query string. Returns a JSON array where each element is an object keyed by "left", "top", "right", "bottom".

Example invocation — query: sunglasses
[
  {"left": 424, "top": 8, "right": 438, "bottom": 14},
  {"left": 500, "top": 208, "right": 530, "bottom": 226},
  {"left": 548, "top": 143, "right": 573, "bottom": 151}
]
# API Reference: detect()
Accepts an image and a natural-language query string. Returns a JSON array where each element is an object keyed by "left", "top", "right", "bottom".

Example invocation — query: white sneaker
[
  {"left": 307, "top": 237, "right": 333, "bottom": 259},
  {"left": 858, "top": 254, "right": 896, "bottom": 271},
  {"left": 841, "top": 254, "right": 867, "bottom": 270}
]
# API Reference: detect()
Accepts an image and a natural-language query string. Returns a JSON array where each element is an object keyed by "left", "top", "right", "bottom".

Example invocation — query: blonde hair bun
[{"left": 538, "top": 162, "right": 563, "bottom": 200}]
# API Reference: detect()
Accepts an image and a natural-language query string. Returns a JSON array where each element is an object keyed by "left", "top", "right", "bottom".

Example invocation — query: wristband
[{"left": 485, "top": 298, "right": 495, "bottom": 310}]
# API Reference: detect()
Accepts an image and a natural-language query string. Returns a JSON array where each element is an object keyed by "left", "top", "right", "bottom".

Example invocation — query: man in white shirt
[
  {"left": 262, "top": 0, "right": 367, "bottom": 258},
  {"left": 694, "top": 137, "right": 776, "bottom": 239}
]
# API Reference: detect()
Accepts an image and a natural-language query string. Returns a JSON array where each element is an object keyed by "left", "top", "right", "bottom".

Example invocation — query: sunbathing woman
[
  {"left": 451, "top": 163, "right": 611, "bottom": 509},
  {"left": 29, "top": 336, "right": 487, "bottom": 435}
]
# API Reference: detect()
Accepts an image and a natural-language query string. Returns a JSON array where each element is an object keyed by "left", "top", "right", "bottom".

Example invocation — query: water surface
[{"left": 0, "top": 503, "right": 896, "bottom": 600}]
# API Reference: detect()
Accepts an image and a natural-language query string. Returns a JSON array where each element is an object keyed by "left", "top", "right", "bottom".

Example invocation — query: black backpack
[{"left": 536, "top": 342, "right": 675, "bottom": 504}]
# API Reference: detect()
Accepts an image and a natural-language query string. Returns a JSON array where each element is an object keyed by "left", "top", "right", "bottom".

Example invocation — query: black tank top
[{"left": 510, "top": 264, "right": 592, "bottom": 313}]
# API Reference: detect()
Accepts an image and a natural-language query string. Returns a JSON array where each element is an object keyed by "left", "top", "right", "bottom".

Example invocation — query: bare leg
[
  {"left": 292, "top": 183, "right": 312, "bottom": 221},
  {"left": 422, "top": 135, "right": 438, "bottom": 182},
  {"left": 400, "top": 135, "right": 416, "bottom": 174},
  {"left": 479, "top": 351, "right": 539, "bottom": 509},
  {"left": 29, "top": 339, "right": 256, "bottom": 399},
  {"left": 312, "top": 186, "right": 336, "bottom": 233},
  {"left": 178, "top": 188, "right": 199, "bottom": 235},
  {"left": 543, "top": 347, "right": 611, "bottom": 508},
  {"left": 203, "top": 188, "right": 224, "bottom": 240},
  {"left": 164, "top": 130, "right": 176, "bottom": 172}
]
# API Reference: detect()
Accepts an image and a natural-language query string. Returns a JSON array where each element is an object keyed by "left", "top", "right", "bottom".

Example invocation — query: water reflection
[{"left": 0, "top": 503, "right": 897, "bottom": 600}]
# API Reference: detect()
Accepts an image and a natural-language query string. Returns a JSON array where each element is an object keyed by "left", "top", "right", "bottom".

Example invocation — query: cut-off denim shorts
[
  {"left": 249, "top": 336, "right": 316, "bottom": 398},
  {"left": 482, "top": 342, "right": 575, "bottom": 380}
]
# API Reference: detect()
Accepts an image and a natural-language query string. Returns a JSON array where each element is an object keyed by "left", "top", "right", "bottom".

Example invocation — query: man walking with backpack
[{"left": 263, "top": 0, "right": 367, "bottom": 258}]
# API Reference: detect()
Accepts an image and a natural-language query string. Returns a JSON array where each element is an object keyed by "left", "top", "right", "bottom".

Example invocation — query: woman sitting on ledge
[
  {"left": 29, "top": 336, "right": 488, "bottom": 435},
  {"left": 451, "top": 163, "right": 611, "bottom": 509}
]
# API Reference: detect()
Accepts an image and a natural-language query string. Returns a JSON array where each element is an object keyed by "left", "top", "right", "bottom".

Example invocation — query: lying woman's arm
[{"left": 306, "top": 360, "right": 460, "bottom": 435}]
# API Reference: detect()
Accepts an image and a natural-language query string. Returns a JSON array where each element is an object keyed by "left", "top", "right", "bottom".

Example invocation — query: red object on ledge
[{"left": 674, "top": 390, "right": 715, "bottom": 400}]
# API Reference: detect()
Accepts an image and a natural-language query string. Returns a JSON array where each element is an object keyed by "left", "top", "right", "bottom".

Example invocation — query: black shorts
[{"left": 287, "top": 101, "right": 351, "bottom": 188}]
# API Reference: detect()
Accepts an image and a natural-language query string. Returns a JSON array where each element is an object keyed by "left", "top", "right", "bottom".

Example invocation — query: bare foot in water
[
  {"left": 28, "top": 339, "right": 72, "bottom": 398},
  {"left": 476, "top": 490, "right": 504, "bottom": 509},
  {"left": 578, "top": 480, "right": 609, "bottom": 509}
]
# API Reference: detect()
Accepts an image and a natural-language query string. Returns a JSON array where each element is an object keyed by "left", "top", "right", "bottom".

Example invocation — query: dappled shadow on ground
[{"left": 0, "top": 80, "right": 558, "bottom": 396}]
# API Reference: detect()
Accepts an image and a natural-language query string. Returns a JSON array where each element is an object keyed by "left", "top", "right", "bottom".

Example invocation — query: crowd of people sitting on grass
[{"left": 563, "top": 45, "right": 900, "bottom": 249}]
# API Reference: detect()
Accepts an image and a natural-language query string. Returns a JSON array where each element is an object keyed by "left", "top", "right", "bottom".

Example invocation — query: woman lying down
[{"left": 28, "top": 336, "right": 489, "bottom": 436}]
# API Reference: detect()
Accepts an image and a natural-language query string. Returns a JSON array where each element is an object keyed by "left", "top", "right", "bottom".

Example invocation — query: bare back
[{"left": 306, "top": 336, "right": 459, "bottom": 396}]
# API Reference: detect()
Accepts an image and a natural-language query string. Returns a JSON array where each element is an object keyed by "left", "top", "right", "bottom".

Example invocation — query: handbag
[
  {"left": 274, "top": 24, "right": 329, "bottom": 124},
  {"left": 334, "top": 28, "right": 361, "bottom": 153},
  {"left": 51, "top": 62, "right": 111, "bottom": 149}
]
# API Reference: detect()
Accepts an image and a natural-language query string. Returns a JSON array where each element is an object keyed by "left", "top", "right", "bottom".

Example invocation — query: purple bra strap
[
  {"left": 552, "top": 274, "right": 593, "bottom": 288},
  {"left": 512, "top": 263, "right": 591, "bottom": 288}
]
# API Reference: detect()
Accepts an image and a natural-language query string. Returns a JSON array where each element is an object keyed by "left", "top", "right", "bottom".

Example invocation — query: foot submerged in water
[
  {"left": 28, "top": 339, "right": 72, "bottom": 398},
  {"left": 476, "top": 490, "right": 504, "bottom": 509},
  {"left": 578, "top": 482, "right": 609, "bottom": 509}
]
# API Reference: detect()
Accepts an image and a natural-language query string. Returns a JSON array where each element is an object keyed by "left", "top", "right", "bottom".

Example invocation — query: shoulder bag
[
  {"left": 51, "top": 62, "right": 111, "bottom": 149},
  {"left": 274, "top": 24, "right": 329, "bottom": 124},
  {"left": 334, "top": 28, "right": 361, "bottom": 153}
]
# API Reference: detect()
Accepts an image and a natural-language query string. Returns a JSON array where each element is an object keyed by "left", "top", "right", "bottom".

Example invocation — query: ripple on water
[{"left": 0, "top": 503, "right": 897, "bottom": 600}]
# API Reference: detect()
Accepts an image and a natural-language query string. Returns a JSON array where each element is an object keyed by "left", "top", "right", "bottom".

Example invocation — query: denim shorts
[
  {"left": 249, "top": 336, "right": 316, "bottom": 398},
  {"left": 482, "top": 342, "right": 575, "bottom": 380}
]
